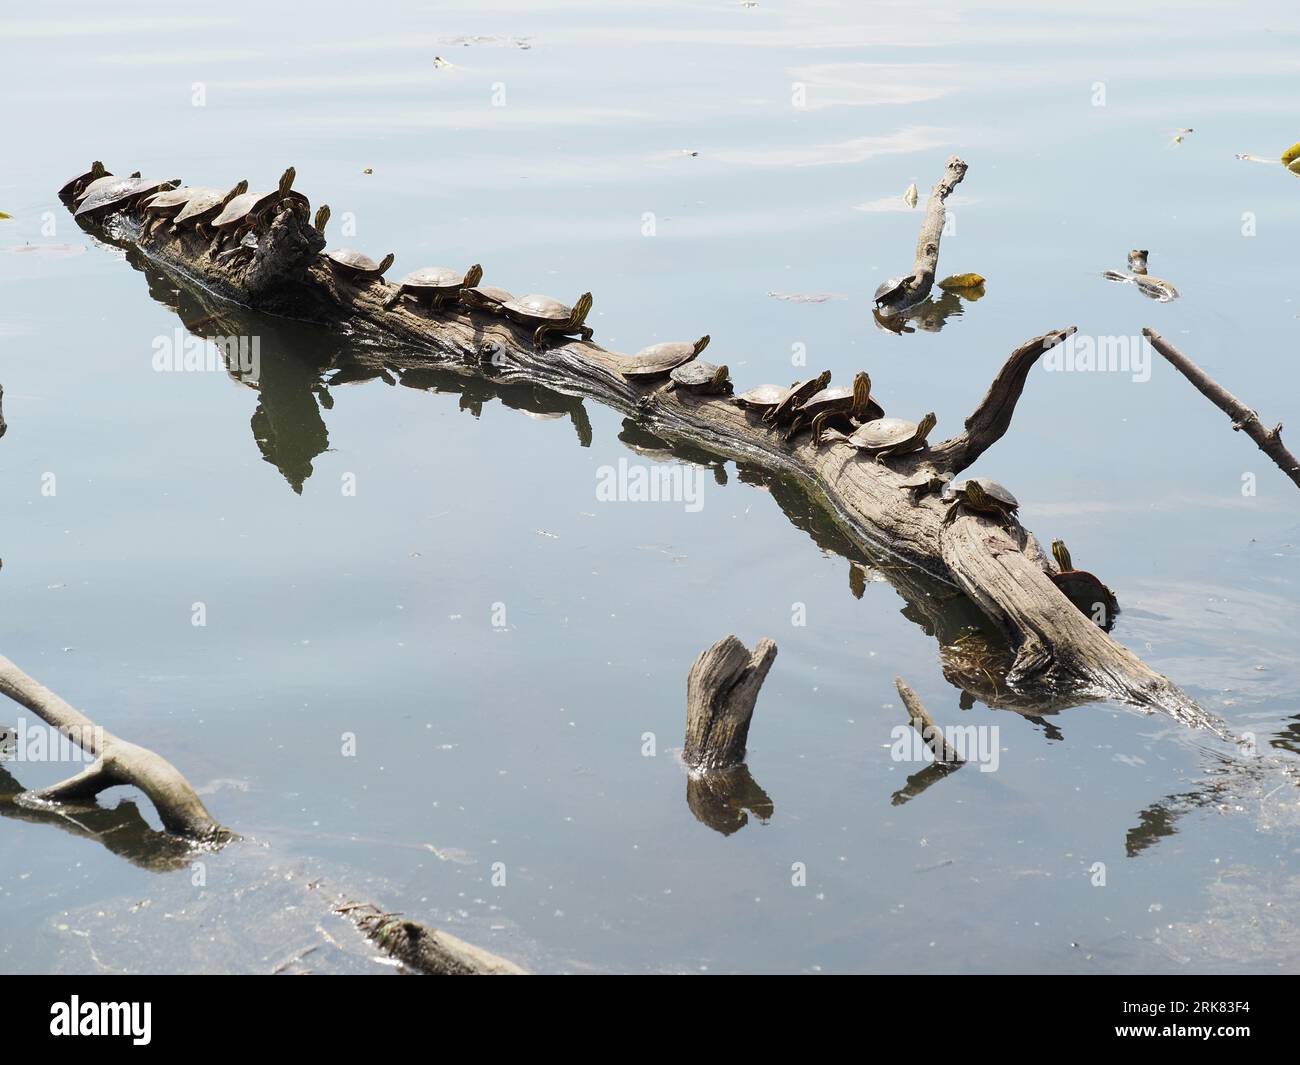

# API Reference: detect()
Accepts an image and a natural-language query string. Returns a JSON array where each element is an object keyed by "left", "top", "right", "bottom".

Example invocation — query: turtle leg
[
  {"left": 873, "top": 446, "right": 894, "bottom": 465},
  {"left": 532, "top": 323, "right": 554, "bottom": 349},
  {"left": 382, "top": 289, "right": 403, "bottom": 310},
  {"left": 579, "top": 326, "right": 594, "bottom": 342},
  {"left": 811, "top": 411, "right": 830, "bottom": 447},
  {"left": 784, "top": 415, "right": 805, "bottom": 442}
]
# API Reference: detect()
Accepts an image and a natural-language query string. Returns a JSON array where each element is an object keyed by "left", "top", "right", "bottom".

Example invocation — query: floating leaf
[
  {"left": 362, "top": 167, "right": 373, "bottom": 175},
  {"left": 0, "top": 211, "right": 11, "bottom": 220},
  {"left": 1281, "top": 142, "right": 1300, "bottom": 165},
  {"left": 904, "top": 182, "right": 918, "bottom": 208},
  {"left": 938, "top": 272, "right": 986, "bottom": 291}
]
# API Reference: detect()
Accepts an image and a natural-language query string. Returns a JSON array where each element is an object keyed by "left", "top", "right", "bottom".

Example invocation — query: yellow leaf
[
  {"left": 1281, "top": 142, "right": 1300, "bottom": 165},
  {"left": 904, "top": 182, "right": 918, "bottom": 208},
  {"left": 0, "top": 211, "right": 12, "bottom": 220},
  {"left": 938, "top": 272, "right": 986, "bottom": 291}
]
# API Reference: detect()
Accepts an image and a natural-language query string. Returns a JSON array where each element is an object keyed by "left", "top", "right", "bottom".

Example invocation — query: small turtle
[
  {"left": 501, "top": 292, "right": 594, "bottom": 348},
  {"left": 323, "top": 248, "right": 395, "bottom": 282},
  {"left": 621, "top": 335, "right": 710, "bottom": 382},
  {"left": 459, "top": 283, "right": 515, "bottom": 315},
  {"left": 785, "top": 371, "right": 883, "bottom": 444},
  {"left": 899, "top": 469, "right": 953, "bottom": 503},
  {"left": 735, "top": 371, "right": 831, "bottom": 423},
  {"left": 383, "top": 264, "right": 484, "bottom": 311},
  {"left": 667, "top": 360, "right": 731, "bottom": 395},
  {"left": 1050, "top": 540, "right": 1119, "bottom": 630},
  {"left": 312, "top": 205, "right": 330, "bottom": 234},
  {"left": 874, "top": 274, "right": 914, "bottom": 309},
  {"left": 1102, "top": 249, "right": 1179, "bottom": 302},
  {"left": 59, "top": 161, "right": 109, "bottom": 204},
  {"left": 839, "top": 412, "right": 937, "bottom": 463},
  {"left": 75, "top": 175, "right": 181, "bottom": 219},
  {"left": 941, "top": 477, "right": 1019, "bottom": 528},
  {"left": 764, "top": 371, "right": 834, "bottom": 426},
  {"left": 171, "top": 180, "right": 249, "bottom": 238},
  {"left": 75, "top": 169, "right": 140, "bottom": 206},
  {"left": 208, "top": 167, "right": 302, "bottom": 252},
  {"left": 141, "top": 185, "right": 220, "bottom": 235}
]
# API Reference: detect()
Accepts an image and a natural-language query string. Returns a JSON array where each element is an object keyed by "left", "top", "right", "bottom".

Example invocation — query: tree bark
[
  {"left": 337, "top": 902, "right": 527, "bottom": 975},
  {"left": 63, "top": 171, "right": 1221, "bottom": 731},
  {"left": 683, "top": 635, "right": 778, "bottom": 770},
  {"left": 1144, "top": 328, "right": 1300, "bottom": 489}
]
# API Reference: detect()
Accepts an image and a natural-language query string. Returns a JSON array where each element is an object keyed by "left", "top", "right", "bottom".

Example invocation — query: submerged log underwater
[{"left": 59, "top": 159, "right": 1224, "bottom": 735}]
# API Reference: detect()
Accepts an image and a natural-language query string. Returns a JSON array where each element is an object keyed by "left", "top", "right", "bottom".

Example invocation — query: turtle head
[
  {"left": 313, "top": 204, "right": 330, "bottom": 235},
  {"left": 814, "top": 369, "right": 832, "bottom": 389},
  {"left": 89, "top": 160, "right": 107, "bottom": 179},
  {"left": 1128, "top": 249, "right": 1149, "bottom": 274},
  {"left": 965, "top": 479, "right": 988, "bottom": 508},
  {"left": 570, "top": 292, "right": 594, "bottom": 327},
  {"left": 220, "top": 181, "right": 246, "bottom": 208},
  {"left": 278, "top": 166, "right": 297, "bottom": 197},
  {"left": 130, "top": 171, "right": 142, "bottom": 178},
  {"left": 377, "top": 252, "right": 395, "bottom": 275},
  {"left": 916, "top": 411, "right": 937, "bottom": 442},
  {"left": 1051, "top": 538, "right": 1073, "bottom": 572},
  {"left": 711, "top": 364, "right": 730, "bottom": 388},
  {"left": 464, "top": 263, "right": 484, "bottom": 288},
  {"left": 692, "top": 334, "right": 711, "bottom": 356},
  {"left": 851, "top": 371, "right": 873, "bottom": 415}
]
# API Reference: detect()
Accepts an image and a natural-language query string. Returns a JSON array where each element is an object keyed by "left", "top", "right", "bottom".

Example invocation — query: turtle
[
  {"left": 75, "top": 169, "right": 140, "bottom": 206},
  {"left": 75, "top": 176, "right": 181, "bottom": 219},
  {"left": 899, "top": 469, "right": 953, "bottom": 503},
  {"left": 785, "top": 371, "right": 884, "bottom": 444},
  {"left": 1050, "top": 540, "right": 1119, "bottom": 630},
  {"left": 171, "top": 180, "right": 249, "bottom": 238},
  {"left": 764, "top": 371, "right": 835, "bottom": 426},
  {"left": 873, "top": 274, "right": 915, "bottom": 310},
  {"left": 838, "top": 412, "right": 938, "bottom": 463},
  {"left": 323, "top": 248, "right": 395, "bottom": 283},
  {"left": 141, "top": 185, "right": 220, "bottom": 235},
  {"left": 312, "top": 205, "right": 330, "bottom": 234},
  {"left": 208, "top": 167, "right": 302, "bottom": 252},
  {"left": 1102, "top": 249, "right": 1179, "bottom": 302},
  {"left": 382, "top": 264, "right": 484, "bottom": 311},
  {"left": 59, "top": 161, "right": 109, "bottom": 204},
  {"left": 941, "top": 476, "right": 1020, "bottom": 528},
  {"left": 501, "top": 292, "right": 594, "bottom": 348},
  {"left": 735, "top": 371, "right": 831, "bottom": 422},
  {"left": 667, "top": 360, "right": 730, "bottom": 394},
  {"left": 620, "top": 335, "right": 710, "bottom": 381},
  {"left": 459, "top": 283, "right": 515, "bottom": 315}
]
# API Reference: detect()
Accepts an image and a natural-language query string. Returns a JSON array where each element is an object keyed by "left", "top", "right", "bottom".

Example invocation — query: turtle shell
[
  {"left": 943, "top": 477, "right": 1019, "bottom": 509},
  {"left": 399, "top": 267, "right": 466, "bottom": 291},
  {"left": 848, "top": 416, "right": 922, "bottom": 449},
  {"left": 174, "top": 187, "right": 236, "bottom": 227},
  {"left": 874, "top": 276, "right": 910, "bottom": 305},
  {"left": 622, "top": 337, "right": 707, "bottom": 380},
  {"left": 670, "top": 360, "right": 730, "bottom": 391},
  {"left": 501, "top": 294, "right": 572, "bottom": 324},
  {"left": 60, "top": 163, "right": 109, "bottom": 201},
  {"left": 142, "top": 185, "right": 217, "bottom": 214},
  {"left": 460, "top": 285, "right": 513, "bottom": 309},
  {"left": 74, "top": 172, "right": 128, "bottom": 205},
  {"left": 1052, "top": 570, "right": 1119, "bottom": 630},
  {"left": 325, "top": 248, "right": 390, "bottom": 277},
  {"left": 210, "top": 187, "right": 304, "bottom": 229},
  {"left": 75, "top": 177, "right": 178, "bottom": 218},
  {"left": 734, "top": 383, "right": 789, "bottom": 408}
]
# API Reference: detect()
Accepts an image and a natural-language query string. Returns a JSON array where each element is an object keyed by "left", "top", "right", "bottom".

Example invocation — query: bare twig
[
  {"left": 1144, "top": 329, "right": 1300, "bottom": 489},
  {"left": 876, "top": 156, "right": 968, "bottom": 316}
]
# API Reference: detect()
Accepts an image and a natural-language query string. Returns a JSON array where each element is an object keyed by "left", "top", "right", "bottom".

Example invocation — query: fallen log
[
  {"left": 62, "top": 166, "right": 1220, "bottom": 732},
  {"left": 336, "top": 902, "right": 527, "bottom": 975},
  {"left": 1144, "top": 328, "right": 1300, "bottom": 490}
]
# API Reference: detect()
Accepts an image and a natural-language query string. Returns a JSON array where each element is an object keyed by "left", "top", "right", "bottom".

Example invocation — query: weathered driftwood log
[
  {"left": 684, "top": 635, "right": 778, "bottom": 770},
  {"left": 875, "top": 155, "right": 968, "bottom": 317},
  {"left": 337, "top": 902, "right": 527, "bottom": 975},
  {"left": 1144, "top": 328, "right": 1300, "bottom": 490},
  {"left": 891, "top": 676, "right": 963, "bottom": 806},
  {"left": 0, "top": 655, "right": 224, "bottom": 840},
  {"left": 65, "top": 170, "right": 1219, "bottom": 732}
]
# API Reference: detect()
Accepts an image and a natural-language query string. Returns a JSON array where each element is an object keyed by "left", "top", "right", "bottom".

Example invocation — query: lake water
[{"left": 2, "top": 0, "right": 1299, "bottom": 974}]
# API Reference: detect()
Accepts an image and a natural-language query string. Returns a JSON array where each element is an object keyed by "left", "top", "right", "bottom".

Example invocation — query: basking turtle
[
  {"left": 667, "top": 360, "right": 730, "bottom": 395},
  {"left": 323, "top": 248, "right": 395, "bottom": 283},
  {"left": 75, "top": 176, "right": 180, "bottom": 219},
  {"left": 873, "top": 274, "right": 914, "bottom": 310},
  {"left": 459, "top": 283, "right": 515, "bottom": 315},
  {"left": 171, "top": 180, "right": 249, "bottom": 238},
  {"left": 59, "top": 161, "right": 109, "bottom": 204},
  {"left": 785, "top": 371, "right": 883, "bottom": 444},
  {"left": 75, "top": 169, "right": 140, "bottom": 206},
  {"left": 899, "top": 469, "right": 952, "bottom": 503},
  {"left": 208, "top": 167, "right": 301, "bottom": 252},
  {"left": 838, "top": 412, "right": 937, "bottom": 462},
  {"left": 1050, "top": 540, "right": 1119, "bottom": 629},
  {"left": 764, "top": 371, "right": 834, "bottom": 425},
  {"left": 735, "top": 371, "right": 831, "bottom": 422},
  {"left": 1102, "top": 249, "right": 1179, "bottom": 302},
  {"left": 141, "top": 185, "right": 220, "bottom": 235},
  {"left": 941, "top": 477, "right": 1019, "bottom": 528},
  {"left": 501, "top": 292, "right": 594, "bottom": 348},
  {"left": 620, "top": 335, "right": 710, "bottom": 382},
  {"left": 383, "top": 264, "right": 483, "bottom": 311}
]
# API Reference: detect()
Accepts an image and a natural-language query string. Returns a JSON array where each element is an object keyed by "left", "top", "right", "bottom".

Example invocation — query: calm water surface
[{"left": 2, "top": 0, "right": 1299, "bottom": 973}]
